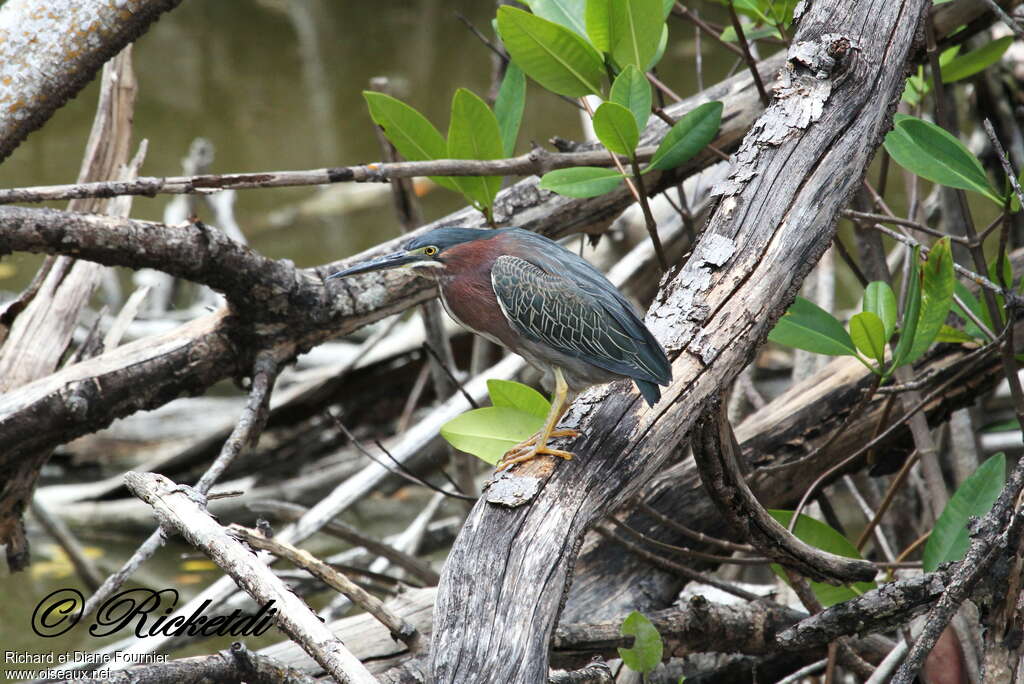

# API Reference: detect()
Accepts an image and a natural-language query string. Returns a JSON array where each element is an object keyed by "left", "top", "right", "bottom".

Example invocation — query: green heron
[{"left": 328, "top": 227, "right": 672, "bottom": 469}]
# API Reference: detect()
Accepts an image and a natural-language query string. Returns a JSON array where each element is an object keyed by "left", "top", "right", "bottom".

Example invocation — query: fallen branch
[
  {"left": 692, "top": 399, "right": 876, "bottom": 584},
  {"left": 115, "top": 472, "right": 379, "bottom": 684}
]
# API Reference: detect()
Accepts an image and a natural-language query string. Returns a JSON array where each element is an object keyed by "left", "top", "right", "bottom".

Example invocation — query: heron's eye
[{"left": 424, "top": 246, "right": 439, "bottom": 257}]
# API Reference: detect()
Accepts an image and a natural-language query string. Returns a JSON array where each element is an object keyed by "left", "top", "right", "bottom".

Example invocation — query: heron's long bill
[{"left": 326, "top": 251, "right": 423, "bottom": 279}]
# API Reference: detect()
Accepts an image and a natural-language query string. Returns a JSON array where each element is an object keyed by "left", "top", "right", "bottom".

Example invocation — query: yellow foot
[
  {"left": 496, "top": 445, "right": 576, "bottom": 471},
  {"left": 505, "top": 429, "right": 580, "bottom": 456}
]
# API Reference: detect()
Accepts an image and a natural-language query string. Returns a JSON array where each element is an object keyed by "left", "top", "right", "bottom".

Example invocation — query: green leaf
[
  {"left": 539, "top": 167, "right": 624, "bottom": 197},
  {"left": 440, "top": 406, "right": 545, "bottom": 465},
  {"left": 647, "top": 101, "right": 723, "bottom": 171},
  {"left": 884, "top": 117, "right": 1003, "bottom": 205},
  {"left": 768, "top": 510, "right": 877, "bottom": 607},
  {"left": 941, "top": 36, "right": 1013, "bottom": 84},
  {"left": 906, "top": 237, "right": 955, "bottom": 363},
  {"left": 363, "top": 91, "right": 459, "bottom": 192},
  {"left": 923, "top": 453, "right": 1006, "bottom": 572},
  {"left": 593, "top": 101, "right": 640, "bottom": 157},
  {"left": 609, "top": 0, "right": 666, "bottom": 70},
  {"left": 934, "top": 324, "right": 977, "bottom": 344},
  {"left": 487, "top": 379, "right": 551, "bottom": 419},
  {"left": 495, "top": 62, "right": 527, "bottom": 158},
  {"left": 447, "top": 89, "right": 505, "bottom": 210},
  {"left": 892, "top": 247, "right": 923, "bottom": 368},
  {"left": 610, "top": 65, "right": 652, "bottom": 131},
  {"left": 585, "top": 0, "right": 612, "bottom": 52},
  {"left": 850, "top": 311, "right": 887, "bottom": 365},
  {"left": 863, "top": 281, "right": 898, "bottom": 341},
  {"left": 768, "top": 296, "right": 857, "bottom": 357},
  {"left": 498, "top": 6, "right": 605, "bottom": 97},
  {"left": 522, "top": 0, "right": 589, "bottom": 37},
  {"left": 618, "top": 611, "right": 663, "bottom": 674},
  {"left": 586, "top": 0, "right": 665, "bottom": 69}
]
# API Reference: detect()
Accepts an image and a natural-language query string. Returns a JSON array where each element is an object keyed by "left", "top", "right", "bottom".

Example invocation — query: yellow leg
[{"left": 497, "top": 368, "right": 577, "bottom": 471}]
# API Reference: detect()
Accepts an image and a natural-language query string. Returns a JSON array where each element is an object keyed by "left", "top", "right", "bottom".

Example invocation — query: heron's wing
[{"left": 491, "top": 255, "right": 667, "bottom": 383}]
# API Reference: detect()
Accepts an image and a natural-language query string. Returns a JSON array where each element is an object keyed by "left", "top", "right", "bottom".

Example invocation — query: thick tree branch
[{"left": 0, "top": 0, "right": 184, "bottom": 162}]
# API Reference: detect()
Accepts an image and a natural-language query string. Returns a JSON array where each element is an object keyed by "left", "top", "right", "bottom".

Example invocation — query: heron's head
[{"left": 327, "top": 227, "right": 496, "bottom": 280}]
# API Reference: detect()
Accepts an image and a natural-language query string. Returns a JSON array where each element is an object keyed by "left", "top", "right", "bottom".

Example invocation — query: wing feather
[{"left": 491, "top": 255, "right": 666, "bottom": 383}]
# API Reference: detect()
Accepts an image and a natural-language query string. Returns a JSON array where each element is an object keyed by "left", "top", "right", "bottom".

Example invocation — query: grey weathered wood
[{"left": 429, "top": 0, "right": 931, "bottom": 679}]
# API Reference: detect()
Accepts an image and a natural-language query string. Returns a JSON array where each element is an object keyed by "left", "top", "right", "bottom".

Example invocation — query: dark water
[{"left": 0, "top": 0, "right": 733, "bottom": 675}]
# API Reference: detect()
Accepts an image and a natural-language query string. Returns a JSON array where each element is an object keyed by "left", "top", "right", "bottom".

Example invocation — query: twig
[
  {"left": 327, "top": 411, "right": 475, "bottom": 501},
  {"left": 694, "top": 399, "right": 877, "bottom": 584},
  {"left": 726, "top": 1, "right": 770, "bottom": 106},
  {"left": 854, "top": 450, "right": 921, "bottom": 552},
  {"left": 579, "top": 97, "right": 667, "bottom": 270},
  {"left": 79, "top": 350, "right": 281, "bottom": 621},
  {"left": 866, "top": 222, "right": 1011, "bottom": 299},
  {"left": 29, "top": 495, "right": 106, "bottom": 591},
  {"left": 594, "top": 525, "right": 763, "bottom": 602},
  {"left": 844, "top": 209, "right": 970, "bottom": 244},
  {"left": 230, "top": 523, "right": 420, "bottom": 649},
  {"left": 978, "top": 0, "right": 1024, "bottom": 40},
  {"left": 638, "top": 501, "right": 755, "bottom": 554},
  {"left": 781, "top": 568, "right": 875, "bottom": 679},
  {"left": 247, "top": 499, "right": 441, "bottom": 585},
  {"left": 610, "top": 518, "right": 768, "bottom": 565},
  {"left": 672, "top": 3, "right": 746, "bottom": 58},
  {"left": 0, "top": 147, "right": 663, "bottom": 204},
  {"left": 119, "top": 473, "right": 379, "bottom": 684}
]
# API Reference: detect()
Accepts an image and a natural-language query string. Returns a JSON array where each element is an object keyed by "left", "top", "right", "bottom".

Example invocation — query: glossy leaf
[
  {"left": 941, "top": 36, "right": 1013, "bottom": 84},
  {"left": 611, "top": 0, "right": 666, "bottom": 70},
  {"left": 850, "top": 311, "right": 887, "bottom": 365},
  {"left": 539, "top": 166, "right": 624, "bottom": 197},
  {"left": 440, "top": 406, "right": 545, "bottom": 465},
  {"left": 586, "top": 0, "right": 664, "bottom": 70},
  {"left": 906, "top": 237, "right": 955, "bottom": 364},
  {"left": 923, "top": 453, "right": 1005, "bottom": 572},
  {"left": 523, "top": 0, "right": 588, "bottom": 37},
  {"left": 498, "top": 6, "right": 605, "bottom": 97},
  {"left": 863, "top": 281, "right": 898, "bottom": 341},
  {"left": 495, "top": 62, "right": 527, "bottom": 158},
  {"left": 448, "top": 88, "right": 505, "bottom": 210},
  {"left": 584, "top": 0, "right": 613, "bottom": 52},
  {"left": 618, "top": 611, "right": 663, "bottom": 674},
  {"left": 610, "top": 64, "right": 652, "bottom": 131},
  {"left": 768, "top": 296, "right": 856, "bottom": 357},
  {"left": 891, "top": 247, "right": 923, "bottom": 368},
  {"left": 593, "top": 101, "right": 640, "bottom": 157},
  {"left": 363, "top": 91, "right": 459, "bottom": 192},
  {"left": 884, "top": 116, "right": 1003, "bottom": 205},
  {"left": 769, "top": 510, "right": 877, "bottom": 607},
  {"left": 647, "top": 101, "right": 723, "bottom": 171},
  {"left": 487, "top": 379, "right": 550, "bottom": 419}
]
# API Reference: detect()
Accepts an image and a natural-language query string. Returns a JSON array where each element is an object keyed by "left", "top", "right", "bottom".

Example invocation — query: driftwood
[
  {"left": 428, "top": 0, "right": 933, "bottom": 679},
  {"left": 116, "top": 472, "right": 378, "bottom": 684}
]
